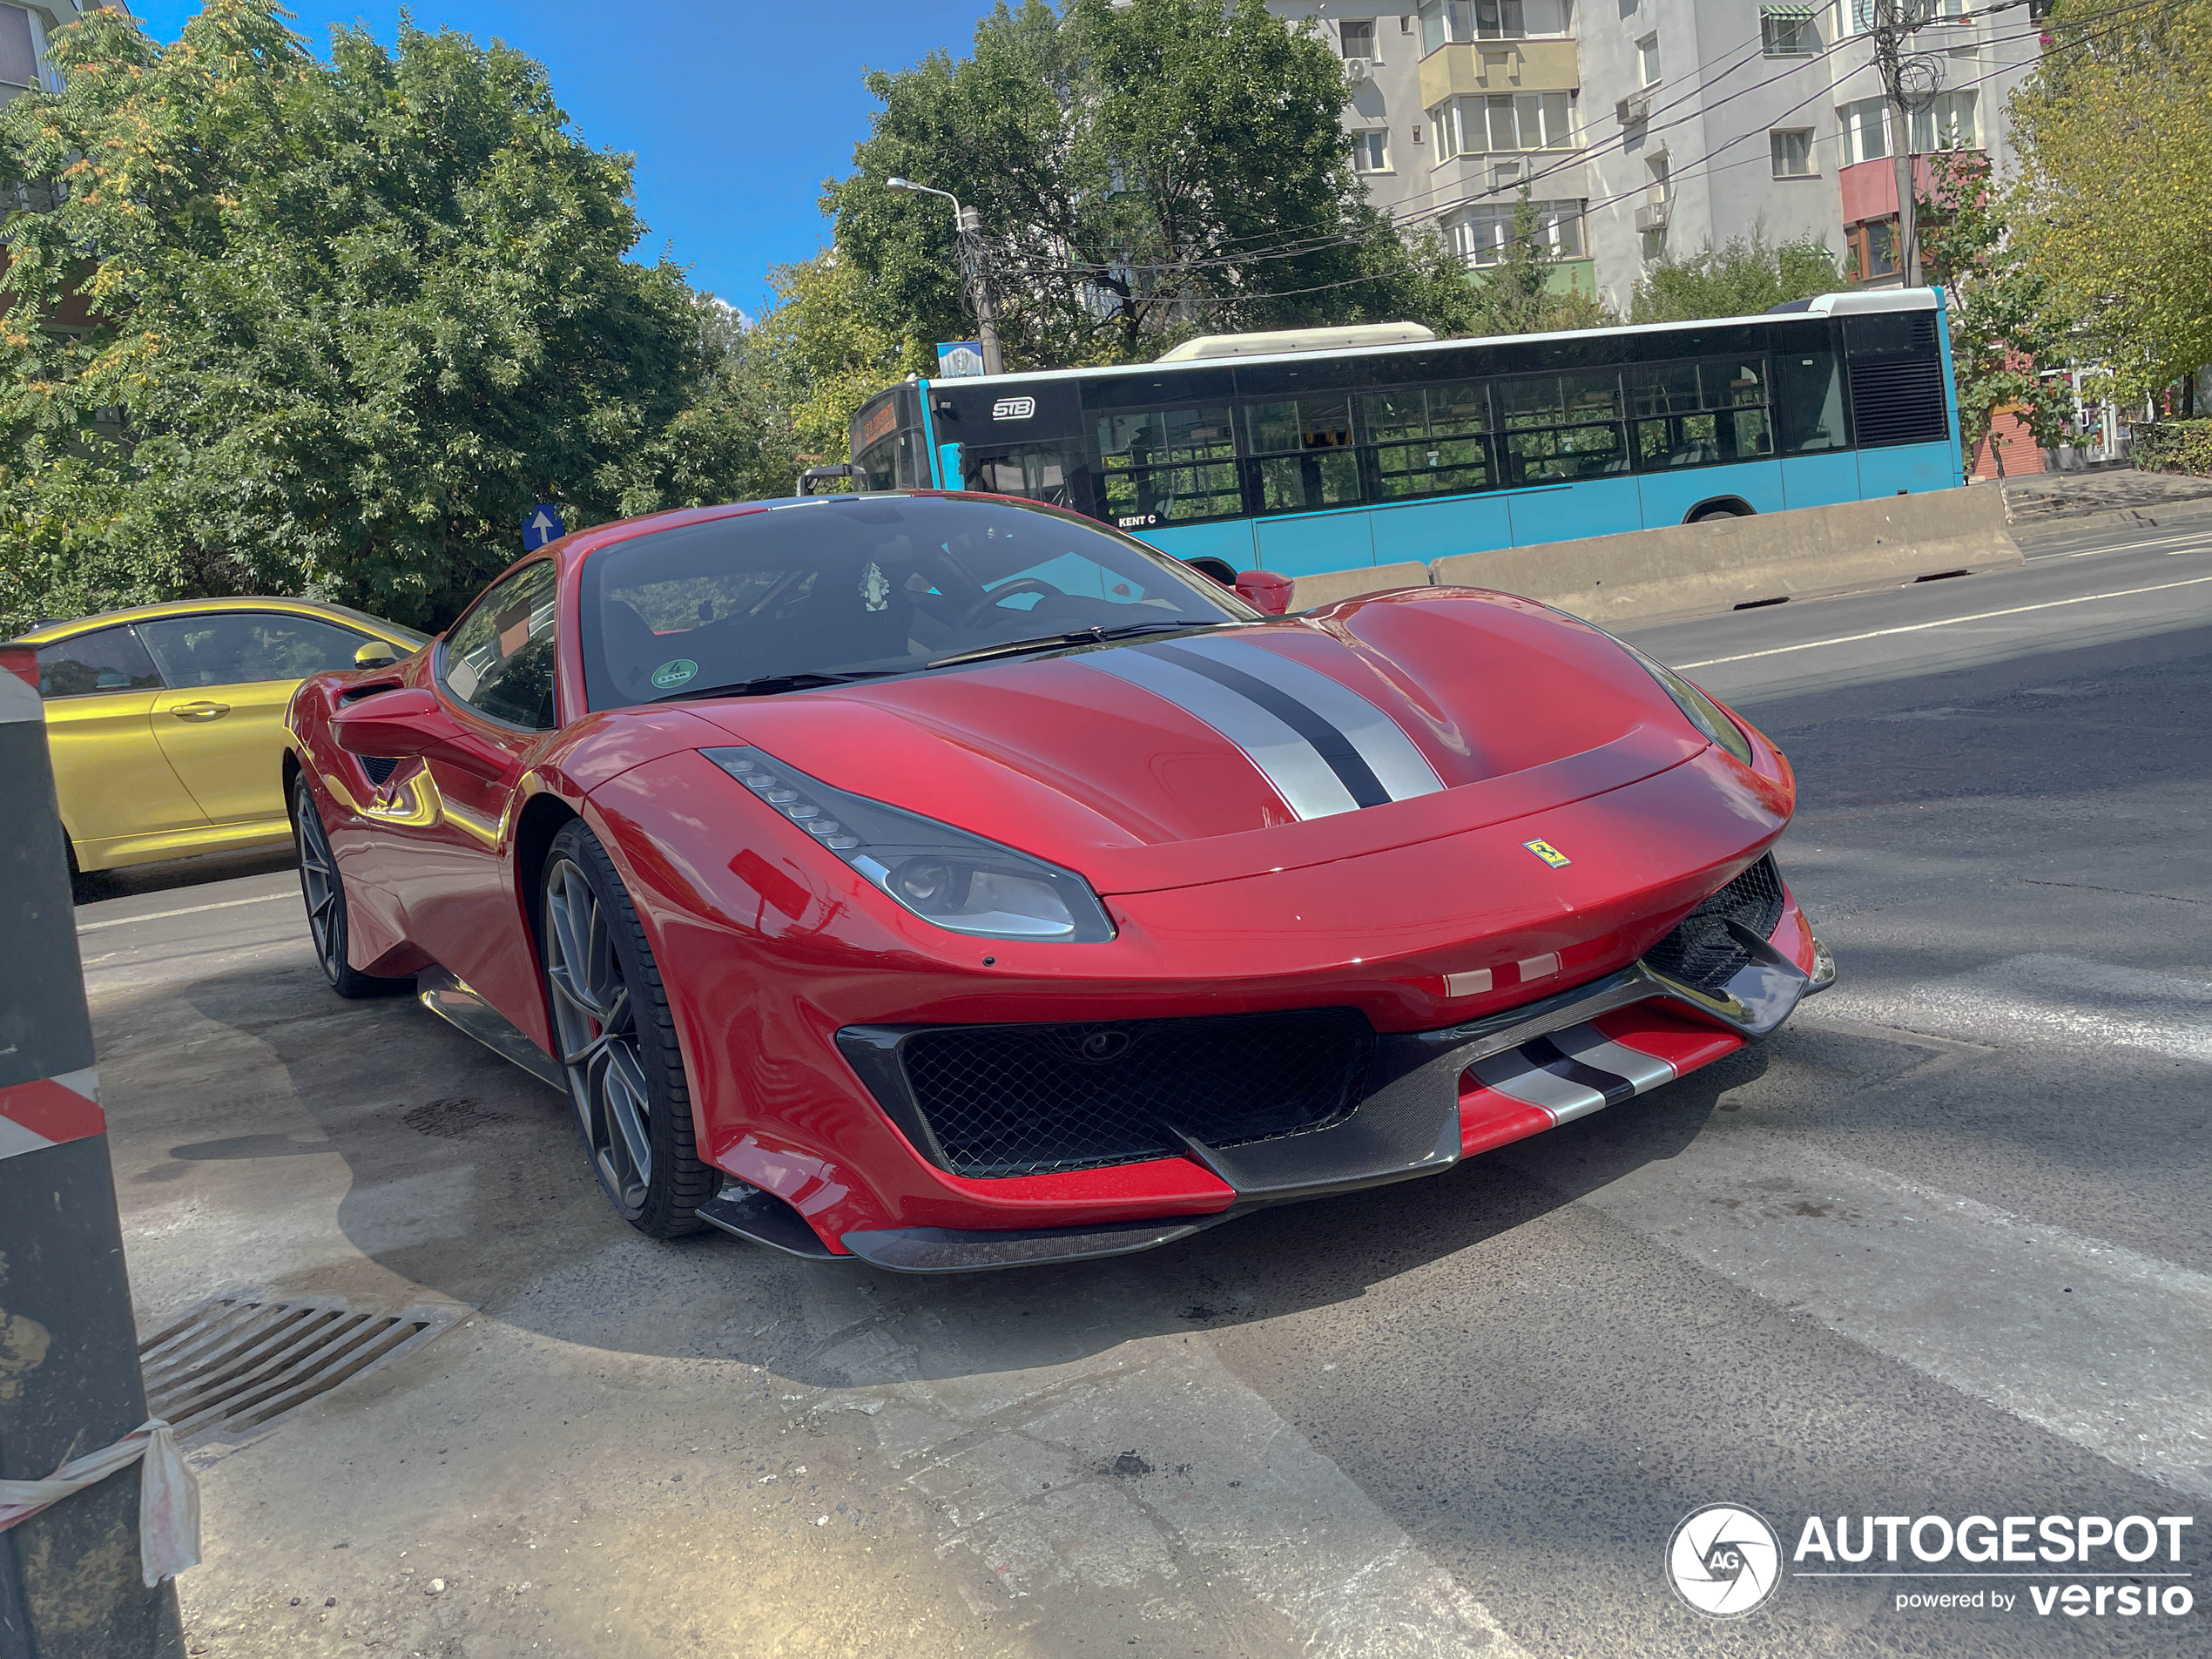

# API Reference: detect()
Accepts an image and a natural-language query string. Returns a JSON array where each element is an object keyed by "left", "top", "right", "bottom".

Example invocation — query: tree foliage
[
  {"left": 1627, "top": 226, "right": 1839, "bottom": 324},
  {"left": 0, "top": 0, "right": 753, "bottom": 633},
  {"left": 1915, "top": 147, "right": 2070, "bottom": 470},
  {"left": 2006, "top": 0, "right": 2212, "bottom": 397},
  {"left": 826, "top": 0, "right": 1485, "bottom": 368},
  {"left": 1467, "top": 191, "right": 1615, "bottom": 337}
]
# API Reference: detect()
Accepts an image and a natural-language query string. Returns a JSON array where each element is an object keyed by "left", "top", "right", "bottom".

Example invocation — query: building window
[
  {"left": 1770, "top": 128, "right": 1816, "bottom": 177},
  {"left": 1353, "top": 129, "right": 1391, "bottom": 172},
  {"left": 1838, "top": 97, "right": 1890, "bottom": 165},
  {"left": 0, "top": 5, "right": 42, "bottom": 91},
  {"left": 1838, "top": 0, "right": 1879, "bottom": 36},
  {"left": 1848, "top": 218, "right": 1898, "bottom": 280},
  {"left": 1418, "top": 0, "right": 1570, "bottom": 49},
  {"left": 1641, "top": 227, "right": 1667, "bottom": 262},
  {"left": 1339, "top": 19, "right": 1377, "bottom": 59},
  {"left": 1760, "top": 5, "right": 1818, "bottom": 53},
  {"left": 1430, "top": 92, "right": 1575, "bottom": 157},
  {"left": 1637, "top": 34, "right": 1662, "bottom": 86},
  {"left": 1452, "top": 199, "right": 1586, "bottom": 265},
  {"left": 1910, "top": 89, "right": 1978, "bottom": 151}
]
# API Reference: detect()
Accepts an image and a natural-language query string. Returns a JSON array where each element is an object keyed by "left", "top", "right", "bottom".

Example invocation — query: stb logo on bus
[{"left": 991, "top": 396, "right": 1036, "bottom": 421}]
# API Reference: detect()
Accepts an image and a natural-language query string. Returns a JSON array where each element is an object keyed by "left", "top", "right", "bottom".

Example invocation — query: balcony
[
  {"left": 1420, "top": 38, "right": 1579, "bottom": 107},
  {"left": 1428, "top": 150, "right": 1588, "bottom": 204}
]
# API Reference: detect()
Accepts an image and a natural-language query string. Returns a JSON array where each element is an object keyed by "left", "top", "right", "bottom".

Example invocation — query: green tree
[
  {"left": 1628, "top": 226, "right": 1840, "bottom": 324},
  {"left": 1915, "top": 146, "right": 2070, "bottom": 473},
  {"left": 826, "top": 0, "right": 1480, "bottom": 368},
  {"left": 1467, "top": 191, "right": 1614, "bottom": 337},
  {"left": 0, "top": 0, "right": 752, "bottom": 634},
  {"left": 2007, "top": 0, "right": 2212, "bottom": 398}
]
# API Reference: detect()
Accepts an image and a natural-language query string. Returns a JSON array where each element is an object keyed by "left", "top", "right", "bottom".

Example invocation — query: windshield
[{"left": 578, "top": 494, "right": 1256, "bottom": 709}]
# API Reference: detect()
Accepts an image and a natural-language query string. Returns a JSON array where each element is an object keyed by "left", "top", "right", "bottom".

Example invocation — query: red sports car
[{"left": 285, "top": 491, "right": 1832, "bottom": 1271}]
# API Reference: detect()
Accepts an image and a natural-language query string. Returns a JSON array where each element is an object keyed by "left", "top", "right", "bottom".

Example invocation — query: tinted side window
[
  {"left": 136, "top": 613, "right": 370, "bottom": 686},
  {"left": 1773, "top": 350, "right": 1849, "bottom": 453},
  {"left": 442, "top": 562, "right": 559, "bottom": 729},
  {"left": 35, "top": 627, "right": 164, "bottom": 698}
]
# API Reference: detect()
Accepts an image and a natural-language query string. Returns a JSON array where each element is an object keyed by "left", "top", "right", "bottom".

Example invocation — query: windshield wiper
[
  {"left": 654, "top": 668, "right": 901, "bottom": 703},
  {"left": 927, "top": 619, "right": 1216, "bottom": 671}
]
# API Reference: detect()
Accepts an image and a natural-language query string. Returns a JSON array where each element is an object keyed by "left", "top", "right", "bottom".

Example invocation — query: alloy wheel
[
  {"left": 295, "top": 790, "right": 347, "bottom": 985},
  {"left": 543, "top": 856, "right": 653, "bottom": 1212}
]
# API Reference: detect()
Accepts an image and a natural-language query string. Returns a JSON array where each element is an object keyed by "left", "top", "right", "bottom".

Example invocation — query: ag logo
[
  {"left": 1522, "top": 838, "right": 1571, "bottom": 869},
  {"left": 991, "top": 396, "right": 1036, "bottom": 421},
  {"left": 1667, "top": 1504, "right": 1781, "bottom": 1617}
]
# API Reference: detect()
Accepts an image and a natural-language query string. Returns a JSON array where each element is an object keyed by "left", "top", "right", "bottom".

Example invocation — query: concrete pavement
[{"left": 74, "top": 513, "right": 2212, "bottom": 1656}]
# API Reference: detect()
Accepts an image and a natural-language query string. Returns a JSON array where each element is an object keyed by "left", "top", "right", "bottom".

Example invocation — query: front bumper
[{"left": 696, "top": 921, "right": 1834, "bottom": 1272}]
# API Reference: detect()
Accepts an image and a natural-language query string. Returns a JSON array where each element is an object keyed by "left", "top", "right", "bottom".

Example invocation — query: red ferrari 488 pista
[{"left": 285, "top": 491, "right": 1832, "bottom": 1271}]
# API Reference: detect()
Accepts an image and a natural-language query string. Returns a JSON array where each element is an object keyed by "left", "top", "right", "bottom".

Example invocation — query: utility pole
[
  {"left": 886, "top": 178, "right": 1003, "bottom": 375},
  {"left": 1871, "top": 0, "right": 1939, "bottom": 287}
]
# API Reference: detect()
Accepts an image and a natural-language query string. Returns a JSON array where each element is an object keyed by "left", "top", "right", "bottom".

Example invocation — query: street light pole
[{"left": 886, "top": 177, "right": 1003, "bottom": 375}]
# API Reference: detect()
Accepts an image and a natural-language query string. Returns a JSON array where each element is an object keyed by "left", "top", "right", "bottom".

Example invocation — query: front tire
[
  {"left": 294, "top": 777, "right": 404, "bottom": 998},
  {"left": 539, "top": 819, "right": 711, "bottom": 1238}
]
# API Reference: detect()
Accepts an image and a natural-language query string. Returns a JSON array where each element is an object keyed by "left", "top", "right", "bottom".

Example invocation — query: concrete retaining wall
[{"left": 1285, "top": 486, "right": 2023, "bottom": 626}]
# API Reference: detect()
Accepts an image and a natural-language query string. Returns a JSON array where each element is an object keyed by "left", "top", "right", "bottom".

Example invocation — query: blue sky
[{"left": 128, "top": 2, "right": 994, "bottom": 318}]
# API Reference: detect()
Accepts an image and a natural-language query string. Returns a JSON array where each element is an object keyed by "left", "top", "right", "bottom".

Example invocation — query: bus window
[
  {"left": 1362, "top": 384, "right": 1494, "bottom": 499},
  {"left": 1497, "top": 369, "right": 1630, "bottom": 484},
  {"left": 1772, "top": 351, "right": 1848, "bottom": 452},
  {"left": 1245, "top": 396, "right": 1363, "bottom": 515},
  {"left": 1095, "top": 405, "right": 1240, "bottom": 529},
  {"left": 966, "top": 442, "right": 1084, "bottom": 509},
  {"left": 1629, "top": 359, "right": 1773, "bottom": 469}
]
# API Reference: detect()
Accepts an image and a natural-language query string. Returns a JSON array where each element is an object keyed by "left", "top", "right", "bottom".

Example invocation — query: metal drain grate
[{"left": 138, "top": 1295, "right": 469, "bottom": 1443}]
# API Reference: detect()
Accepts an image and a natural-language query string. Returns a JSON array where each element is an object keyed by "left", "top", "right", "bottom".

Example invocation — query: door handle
[{"left": 169, "top": 701, "right": 231, "bottom": 720}]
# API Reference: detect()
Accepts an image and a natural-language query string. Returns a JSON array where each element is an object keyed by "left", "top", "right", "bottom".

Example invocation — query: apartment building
[{"left": 1271, "top": 1, "right": 2042, "bottom": 311}]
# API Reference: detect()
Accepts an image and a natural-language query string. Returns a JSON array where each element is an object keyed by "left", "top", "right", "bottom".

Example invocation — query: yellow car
[{"left": 12, "top": 597, "right": 428, "bottom": 873}]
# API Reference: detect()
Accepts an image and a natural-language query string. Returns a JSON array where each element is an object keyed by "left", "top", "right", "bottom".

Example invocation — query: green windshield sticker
[{"left": 651, "top": 658, "right": 698, "bottom": 690}]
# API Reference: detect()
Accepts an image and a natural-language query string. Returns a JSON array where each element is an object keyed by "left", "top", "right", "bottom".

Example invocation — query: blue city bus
[{"left": 846, "top": 288, "right": 1962, "bottom": 581}]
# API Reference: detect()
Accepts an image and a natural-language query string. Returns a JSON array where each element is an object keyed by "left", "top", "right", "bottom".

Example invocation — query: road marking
[
  {"left": 2025, "top": 531, "right": 2212, "bottom": 560},
  {"left": 1564, "top": 1127, "right": 2212, "bottom": 1500},
  {"left": 1673, "top": 573, "right": 2212, "bottom": 669},
  {"left": 76, "top": 891, "right": 293, "bottom": 934},
  {"left": 1816, "top": 953, "right": 2212, "bottom": 1064},
  {"left": 800, "top": 1291, "right": 1531, "bottom": 1656}
]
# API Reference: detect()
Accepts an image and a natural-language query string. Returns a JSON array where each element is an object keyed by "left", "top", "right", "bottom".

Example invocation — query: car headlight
[
  {"left": 1621, "top": 645, "right": 1755, "bottom": 766},
  {"left": 704, "top": 747, "right": 1116, "bottom": 943}
]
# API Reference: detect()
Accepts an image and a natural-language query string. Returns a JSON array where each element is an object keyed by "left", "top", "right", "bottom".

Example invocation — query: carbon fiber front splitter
[{"left": 702, "top": 929, "right": 1831, "bottom": 1273}]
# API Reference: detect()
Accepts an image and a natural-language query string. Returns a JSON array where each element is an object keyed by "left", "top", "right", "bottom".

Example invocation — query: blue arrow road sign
[{"left": 522, "top": 504, "right": 565, "bottom": 550}]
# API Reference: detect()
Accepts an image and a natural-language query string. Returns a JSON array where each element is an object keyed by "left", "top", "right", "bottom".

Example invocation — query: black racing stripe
[
  {"left": 1520, "top": 1035, "right": 1639, "bottom": 1106},
  {"left": 1144, "top": 644, "right": 1392, "bottom": 808}
]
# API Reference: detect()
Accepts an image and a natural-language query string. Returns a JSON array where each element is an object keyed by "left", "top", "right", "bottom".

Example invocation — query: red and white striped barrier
[{"left": 0, "top": 1067, "right": 105, "bottom": 1162}]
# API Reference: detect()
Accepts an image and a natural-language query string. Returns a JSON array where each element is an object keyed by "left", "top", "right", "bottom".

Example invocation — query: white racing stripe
[
  {"left": 1671, "top": 573, "right": 2212, "bottom": 670},
  {"left": 1169, "top": 636, "right": 1445, "bottom": 803},
  {"left": 1564, "top": 1128, "right": 2212, "bottom": 1500},
  {"left": 1083, "top": 647, "right": 1361, "bottom": 819}
]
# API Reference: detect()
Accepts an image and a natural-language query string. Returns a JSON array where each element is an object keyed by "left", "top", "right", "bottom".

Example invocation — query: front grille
[
  {"left": 890, "top": 1007, "right": 1374, "bottom": 1179},
  {"left": 1642, "top": 854, "right": 1787, "bottom": 995}
]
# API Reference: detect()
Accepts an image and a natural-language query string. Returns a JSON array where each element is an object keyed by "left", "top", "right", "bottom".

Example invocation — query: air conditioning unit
[
  {"left": 1618, "top": 88, "right": 1654, "bottom": 125},
  {"left": 1635, "top": 196, "right": 1672, "bottom": 233},
  {"left": 1345, "top": 57, "right": 1373, "bottom": 83}
]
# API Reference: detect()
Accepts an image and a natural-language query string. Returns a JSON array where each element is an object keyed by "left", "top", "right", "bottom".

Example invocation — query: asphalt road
[{"left": 73, "top": 503, "right": 2212, "bottom": 1658}]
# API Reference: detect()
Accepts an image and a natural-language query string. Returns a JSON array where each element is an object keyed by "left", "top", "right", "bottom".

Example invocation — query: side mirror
[
  {"left": 1235, "top": 569, "right": 1295, "bottom": 617},
  {"left": 354, "top": 640, "right": 401, "bottom": 669},
  {"left": 1184, "top": 555, "right": 1239, "bottom": 589}
]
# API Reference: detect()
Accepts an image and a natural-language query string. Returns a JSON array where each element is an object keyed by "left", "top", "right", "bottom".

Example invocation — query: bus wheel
[{"left": 1689, "top": 502, "right": 1752, "bottom": 523}]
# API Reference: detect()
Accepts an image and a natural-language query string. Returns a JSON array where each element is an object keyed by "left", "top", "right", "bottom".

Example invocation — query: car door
[
  {"left": 380, "top": 560, "right": 560, "bottom": 1026},
  {"left": 32, "top": 625, "right": 209, "bottom": 867},
  {"left": 137, "top": 610, "right": 376, "bottom": 827}
]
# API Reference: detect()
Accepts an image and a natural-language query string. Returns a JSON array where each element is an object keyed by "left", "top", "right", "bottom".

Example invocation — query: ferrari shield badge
[
  {"left": 651, "top": 659, "right": 698, "bottom": 691},
  {"left": 1523, "top": 839, "right": 1572, "bottom": 869}
]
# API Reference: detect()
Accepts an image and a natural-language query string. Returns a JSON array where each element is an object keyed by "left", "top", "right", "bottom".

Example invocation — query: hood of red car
[{"left": 685, "top": 589, "right": 1716, "bottom": 894}]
